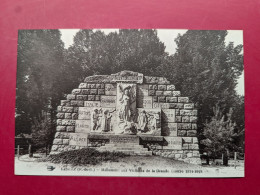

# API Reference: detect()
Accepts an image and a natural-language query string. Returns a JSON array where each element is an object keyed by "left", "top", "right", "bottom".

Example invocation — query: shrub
[
  {"left": 200, "top": 106, "right": 244, "bottom": 160},
  {"left": 31, "top": 112, "right": 55, "bottom": 152},
  {"left": 46, "top": 148, "right": 128, "bottom": 166}
]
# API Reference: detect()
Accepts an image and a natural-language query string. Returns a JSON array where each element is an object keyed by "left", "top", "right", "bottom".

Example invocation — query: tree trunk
[
  {"left": 29, "top": 144, "right": 33, "bottom": 158},
  {"left": 17, "top": 145, "right": 20, "bottom": 158},
  {"left": 234, "top": 152, "right": 237, "bottom": 161},
  {"left": 223, "top": 149, "right": 229, "bottom": 166},
  {"left": 206, "top": 155, "right": 209, "bottom": 165},
  {"left": 45, "top": 144, "right": 48, "bottom": 156}
]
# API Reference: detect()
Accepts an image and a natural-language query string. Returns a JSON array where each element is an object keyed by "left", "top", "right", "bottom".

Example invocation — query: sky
[{"left": 60, "top": 29, "right": 244, "bottom": 95}]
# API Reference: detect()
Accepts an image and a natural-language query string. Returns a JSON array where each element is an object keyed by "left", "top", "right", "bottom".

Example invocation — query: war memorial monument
[{"left": 51, "top": 70, "right": 201, "bottom": 164}]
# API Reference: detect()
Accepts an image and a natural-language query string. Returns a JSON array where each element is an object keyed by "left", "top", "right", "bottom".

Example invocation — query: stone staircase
[{"left": 97, "top": 143, "right": 152, "bottom": 156}]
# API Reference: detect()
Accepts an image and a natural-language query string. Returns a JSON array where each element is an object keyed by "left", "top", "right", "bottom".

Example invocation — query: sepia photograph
[{"left": 15, "top": 29, "right": 245, "bottom": 177}]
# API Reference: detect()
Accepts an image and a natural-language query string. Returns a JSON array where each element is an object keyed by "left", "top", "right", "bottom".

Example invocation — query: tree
[
  {"left": 16, "top": 30, "right": 65, "bottom": 141},
  {"left": 231, "top": 95, "right": 245, "bottom": 151},
  {"left": 200, "top": 105, "right": 243, "bottom": 160},
  {"left": 65, "top": 29, "right": 167, "bottom": 82},
  {"left": 158, "top": 30, "right": 244, "bottom": 134},
  {"left": 31, "top": 112, "right": 54, "bottom": 151}
]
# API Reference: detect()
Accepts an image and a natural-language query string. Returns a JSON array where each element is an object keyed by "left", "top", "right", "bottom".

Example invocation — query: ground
[{"left": 15, "top": 154, "right": 244, "bottom": 177}]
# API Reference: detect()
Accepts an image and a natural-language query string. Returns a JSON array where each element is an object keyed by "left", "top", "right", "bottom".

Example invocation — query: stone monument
[{"left": 51, "top": 71, "right": 201, "bottom": 164}]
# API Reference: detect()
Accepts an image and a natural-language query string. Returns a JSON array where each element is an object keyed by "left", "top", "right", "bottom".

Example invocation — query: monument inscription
[
  {"left": 84, "top": 101, "right": 101, "bottom": 107},
  {"left": 137, "top": 96, "right": 153, "bottom": 108},
  {"left": 100, "top": 96, "right": 116, "bottom": 107},
  {"left": 110, "top": 135, "right": 139, "bottom": 144},
  {"left": 78, "top": 107, "right": 92, "bottom": 120},
  {"left": 75, "top": 120, "right": 91, "bottom": 133},
  {"left": 111, "top": 71, "right": 143, "bottom": 84},
  {"left": 69, "top": 133, "right": 88, "bottom": 146}
]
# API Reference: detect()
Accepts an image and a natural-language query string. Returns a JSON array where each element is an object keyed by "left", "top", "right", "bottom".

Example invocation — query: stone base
[
  {"left": 51, "top": 133, "right": 201, "bottom": 164},
  {"left": 151, "top": 149, "right": 201, "bottom": 164}
]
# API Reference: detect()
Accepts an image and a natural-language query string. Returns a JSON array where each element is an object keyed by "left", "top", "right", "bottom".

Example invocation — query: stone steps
[
  {"left": 98, "top": 147, "right": 147, "bottom": 150},
  {"left": 134, "top": 151, "right": 153, "bottom": 156},
  {"left": 98, "top": 147, "right": 148, "bottom": 151}
]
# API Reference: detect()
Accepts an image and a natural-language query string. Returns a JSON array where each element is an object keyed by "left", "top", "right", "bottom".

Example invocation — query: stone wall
[{"left": 51, "top": 71, "right": 200, "bottom": 164}]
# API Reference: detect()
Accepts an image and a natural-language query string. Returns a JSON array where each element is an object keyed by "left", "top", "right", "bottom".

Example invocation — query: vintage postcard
[{"left": 15, "top": 29, "right": 244, "bottom": 177}]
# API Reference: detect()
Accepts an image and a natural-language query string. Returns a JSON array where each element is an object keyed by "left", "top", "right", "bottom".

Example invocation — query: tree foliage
[
  {"left": 65, "top": 29, "right": 166, "bottom": 85},
  {"left": 31, "top": 112, "right": 55, "bottom": 150},
  {"left": 200, "top": 106, "right": 244, "bottom": 159},
  {"left": 16, "top": 30, "right": 65, "bottom": 140},
  {"left": 158, "top": 30, "right": 244, "bottom": 134}
]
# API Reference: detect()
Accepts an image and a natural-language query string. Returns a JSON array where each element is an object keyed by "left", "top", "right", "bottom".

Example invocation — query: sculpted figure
[
  {"left": 92, "top": 109, "right": 99, "bottom": 131},
  {"left": 100, "top": 109, "right": 115, "bottom": 132},
  {"left": 92, "top": 108, "right": 103, "bottom": 131},
  {"left": 138, "top": 110, "right": 148, "bottom": 132},
  {"left": 118, "top": 84, "right": 136, "bottom": 124},
  {"left": 149, "top": 115, "right": 157, "bottom": 131}
]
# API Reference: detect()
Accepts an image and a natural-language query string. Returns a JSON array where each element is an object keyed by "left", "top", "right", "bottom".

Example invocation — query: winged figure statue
[{"left": 118, "top": 84, "right": 136, "bottom": 123}]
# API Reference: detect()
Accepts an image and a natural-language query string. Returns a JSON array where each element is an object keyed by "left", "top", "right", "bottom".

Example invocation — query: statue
[
  {"left": 92, "top": 109, "right": 101, "bottom": 131},
  {"left": 116, "top": 84, "right": 137, "bottom": 134},
  {"left": 118, "top": 84, "right": 136, "bottom": 124},
  {"left": 100, "top": 109, "right": 115, "bottom": 132},
  {"left": 148, "top": 114, "right": 158, "bottom": 132},
  {"left": 92, "top": 108, "right": 115, "bottom": 132},
  {"left": 137, "top": 110, "right": 148, "bottom": 132},
  {"left": 136, "top": 110, "right": 160, "bottom": 134}
]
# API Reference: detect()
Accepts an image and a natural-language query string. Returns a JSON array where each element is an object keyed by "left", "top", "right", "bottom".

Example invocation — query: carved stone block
[
  {"left": 162, "top": 109, "right": 176, "bottom": 123},
  {"left": 105, "top": 83, "right": 117, "bottom": 95},
  {"left": 162, "top": 123, "right": 177, "bottom": 136},
  {"left": 75, "top": 120, "right": 91, "bottom": 133},
  {"left": 101, "top": 96, "right": 116, "bottom": 107},
  {"left": 69, "top": 133, "right": 88, "bottom": 146},
  {"left": 163, "top": 137, "right": 182, "bottom": 150},
  {"left": 78, "top": 107, "right": 92, "bottom": 120},
  {"left": 178, "top": 97, "right": 189, "bottom": 103},
  {"left": 84, "top": 101, "right": 101, "bottom": 107}
]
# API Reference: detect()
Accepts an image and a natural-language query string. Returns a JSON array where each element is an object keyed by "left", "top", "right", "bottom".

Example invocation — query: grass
[{"left": 46, "top": 148, "right": 129, "bottom": 166}]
